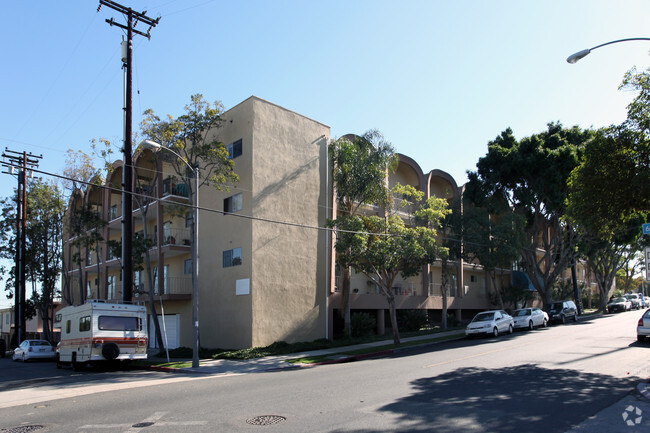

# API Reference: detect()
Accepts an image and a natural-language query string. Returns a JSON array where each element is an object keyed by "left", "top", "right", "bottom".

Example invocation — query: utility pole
[
  {"left": 99, "top": 0, "right": 159, "bottom": 303},
  {"left": 1, "top": 149, "right": 42, "bottom": 347}
]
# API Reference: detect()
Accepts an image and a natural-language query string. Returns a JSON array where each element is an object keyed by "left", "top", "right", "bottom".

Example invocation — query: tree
[
  {"left": 331, "top": 183, "right": 449, "bottom": 345},
  {"left": 465, "top": 123, "right": 593, "bottom": 308},
  {"left": 0, "top": 179, "right": 65, "bottom": 342},
  {"left": 140, "top": 94, "right": 240, "bottom": 361},
  {"left": 461, "top": 203, "right": 527, "bottom": 310},
  {"left": 328, "top": 130, "right": 398, "bottom": 337}
]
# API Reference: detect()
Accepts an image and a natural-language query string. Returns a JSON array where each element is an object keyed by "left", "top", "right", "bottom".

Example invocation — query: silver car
[
  {"left": 512, "top": 308, "right": 549, "bottom": 330},
  {"left": 466, "top": 310, "right": 514, "bottom": 338},
  {"left": 12, "top": 340, "right": 55, "bottom": 362},
  {"left": 637, "top": 310, "right": 650, "bottom": 342}
]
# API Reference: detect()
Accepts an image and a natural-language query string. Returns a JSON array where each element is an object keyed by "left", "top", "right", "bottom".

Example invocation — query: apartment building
[{"left": 62, "top": 96, "right": 506, "bottom": 350}]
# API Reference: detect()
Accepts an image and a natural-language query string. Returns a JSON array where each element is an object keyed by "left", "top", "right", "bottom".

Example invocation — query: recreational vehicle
[{"left": 54, "top": 300, "right": 148, "bottom": 369}]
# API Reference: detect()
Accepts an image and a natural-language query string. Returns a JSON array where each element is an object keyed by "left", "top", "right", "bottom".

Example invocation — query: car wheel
[
  {"left": 638, "top": 335, "right": 646, "bottom": 343},
  {"left": 55, "top": 353, "right": 62, "bottom": 369},
  {"left": 71, "top": 353, "right": 79, "bottom": 371},
  {"left": 561, "top": 315, "right": 566, "bottom": 324},
  {"left": 543, "top": 318, "right": 548, "bottom": 328},
  {"left": 493, "top": 327, "right": 499, "bottom": 337},
  {"left": 528, "top": 321, "right": 534, "bottom": 330},
  {"left": 573, "top": 313, "right": 578, "bottom": 322},
  {"left": 508, "top": 324, "right": 513, "bottom": 334}
]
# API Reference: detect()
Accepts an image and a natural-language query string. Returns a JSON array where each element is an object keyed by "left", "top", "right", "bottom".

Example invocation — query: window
[
  {"left": 227, "top": 139, "right": 242, "bottom": 159},
  {"left": 223, "top": 248, "right": 242, "bottom": 268},
  {"left": 184, "top": 259, "right": 192, "bottom": 274},
  {"left": 107, "top": 275, "right": 116, "bottom": 300},
  {"left": 66, "top": 320, "right": 71, "bottom": 334},
  {"left": 224, "top": 193, "right": 243, "bottom": 213},
  {"left": 98, "top": 316, "right": 141, "bottom": 331},
  {"left": 185, "top": 212, "right": 192, "bottom": 228},
  {"left": 470, "top": 275, "right": 478, "bottom": 283},
  {"left": 79, "top": 315, "right": 91, "bottom": 332},
  {"left": 153, "top": 265, "right": 170, "bottom": 294}
]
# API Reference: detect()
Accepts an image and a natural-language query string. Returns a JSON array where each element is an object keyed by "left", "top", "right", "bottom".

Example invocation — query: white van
[{"left": 54, "top": 300, "right": 148, "bottom": 369}]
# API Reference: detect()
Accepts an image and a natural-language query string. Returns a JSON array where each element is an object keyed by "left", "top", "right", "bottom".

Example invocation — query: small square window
[
  {"left": 224, "top": 193, "right": 243, "bottom": 213},
  {"left": 223, "top": 248, "right": 242, "bottom": 268},
  {"left": 470, "top": 275, "right": 477, "bottom": 283},
  {"left": 184, "top": 259, "right": 192, "bottom": 274},
  {"left": 227, "top": 139, "right": 243, "bottom": 159}
]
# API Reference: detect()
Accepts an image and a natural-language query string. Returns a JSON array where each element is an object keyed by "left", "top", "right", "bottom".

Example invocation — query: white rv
[{"left": 54, "top": 300, "right": 148, "bottom": 369}]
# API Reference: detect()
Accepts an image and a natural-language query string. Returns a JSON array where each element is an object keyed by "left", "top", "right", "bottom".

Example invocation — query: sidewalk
[{"left": 142, "top": 329, "right": 466, "bottom": 375}]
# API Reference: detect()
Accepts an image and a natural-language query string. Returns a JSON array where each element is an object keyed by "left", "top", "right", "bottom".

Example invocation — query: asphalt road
[{"left": 1, "top": 310, "right": 648, "bottom": 432}]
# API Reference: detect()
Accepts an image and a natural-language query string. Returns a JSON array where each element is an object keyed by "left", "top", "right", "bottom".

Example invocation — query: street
[{"left": 1, "top": 310, "right": 649, "bottom": 432}]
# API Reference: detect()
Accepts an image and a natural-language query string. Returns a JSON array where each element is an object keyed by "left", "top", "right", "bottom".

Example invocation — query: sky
[{"left": 2, "top": 0, "right": 650, "bottom": 308}]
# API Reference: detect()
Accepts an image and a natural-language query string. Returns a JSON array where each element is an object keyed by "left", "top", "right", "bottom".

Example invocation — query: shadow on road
[{"left": 331, "top": 364, "right": 635, "bottom": 433}]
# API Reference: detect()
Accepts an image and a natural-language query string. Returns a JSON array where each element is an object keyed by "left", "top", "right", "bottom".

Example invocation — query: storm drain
[
  {"left": 246, "top": 415, "right": 286, "bottom": 426},
  {"left": 1, "top": 426, "right": 45, "bottom": 433}
]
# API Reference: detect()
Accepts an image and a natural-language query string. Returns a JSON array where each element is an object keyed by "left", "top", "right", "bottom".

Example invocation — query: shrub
[
  {"left": 397, "top": 309, "right": 428, "bottom": 332},
  {"left": 351, "top": 312, "right": 376, "bottom": 338}
]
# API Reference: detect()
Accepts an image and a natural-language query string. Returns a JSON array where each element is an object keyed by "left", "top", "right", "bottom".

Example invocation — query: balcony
[
  {"left": 153, "top": 277, "right": 192, "bottom": 296},
  {"left": 429, "top": 282, "right": 458, "bottom": 297},
  {"left": 162, "top": 178, "right": 189, "bottom": 198}
]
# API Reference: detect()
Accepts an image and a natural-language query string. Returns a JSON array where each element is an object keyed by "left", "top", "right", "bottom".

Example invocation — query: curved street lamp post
[
  {"left": 142, "top": 139, "right": 200, "bottom": 368},
  {"left": 567, "top": 37, "right": 650, "bottom": 64}
]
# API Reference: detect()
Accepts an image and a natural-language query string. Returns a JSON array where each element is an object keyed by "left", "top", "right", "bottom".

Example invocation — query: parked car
[
  {"left": 546, "top": 300, "right": 578, "bottom": 324},
  {"left": 625, "top": 294, "right": 641, "bottom": 310},
  {"left": 512, "top": 308, "right": 549, "bottom": 330},
  {"left": 637, "top": 294, "right": 647, "bottom": 309},
  {"left": 465, "top": 310, "right": 514, "bottom": 338},
  {"left": 644, "top": 296, "right": 650, "bottom": 307},
  {"left": 607, "top": 297, "right": 632, "bottom": 313},
  {"left": 637, "top": 309, "right": 650, "bottom": 342},
  {"left": 12, "top": 340, "right": 55, "bottom": 362}
]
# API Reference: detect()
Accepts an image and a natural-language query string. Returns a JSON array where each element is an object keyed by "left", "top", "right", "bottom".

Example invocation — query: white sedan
[
  {"left": 465, "top": 310, "right": 514, "bottom": 338},
  {"left": 12, "top": 340, "right": 56, "bottom": 362},
  {"left": 512, "top": 308, "right": 548, "bottom": 330}
]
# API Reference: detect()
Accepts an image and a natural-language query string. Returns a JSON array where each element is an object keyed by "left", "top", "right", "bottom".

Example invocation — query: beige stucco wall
[{"left": 195, "top": 97, "right": 330, "bottom": 349}]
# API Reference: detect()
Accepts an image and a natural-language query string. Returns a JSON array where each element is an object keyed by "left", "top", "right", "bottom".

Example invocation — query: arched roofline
[
  {"left": 396, "top": 153, "right": 425, "bottom": 181},
  {"left": 427, "top": 169, "right": 459, "bottom": 192}
]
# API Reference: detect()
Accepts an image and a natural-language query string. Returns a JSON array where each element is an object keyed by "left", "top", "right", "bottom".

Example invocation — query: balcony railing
[
  {"left": 153, "top": 277, "right": 192, "bottom": 296},
  {"left": 162, "top": 178, "right": 189, "bottom": 198},
  {"left": 429, "top": 282, "right": 458, "bottom": 297}
]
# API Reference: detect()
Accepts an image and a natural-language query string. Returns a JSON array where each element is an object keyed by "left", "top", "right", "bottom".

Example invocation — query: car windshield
[
  {"left": 472, "top": 312, "right": 494, "bottom": 322},
  {"left": 31, "top": 341, "right": 50, "bottom": 346},
  {"left": 514, "top": 309, "right": 531, "bottom": 317},
  {"left": 610, "top": 298, "right": 625, "bottom": 303},
  {"left": 549, "top": 303, "right": 562, "bottom": 311}
]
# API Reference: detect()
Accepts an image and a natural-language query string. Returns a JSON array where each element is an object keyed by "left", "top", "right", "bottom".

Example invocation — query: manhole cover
[
  {"left": 246, "top": 415, "right": 286, "bottom": 426},
  {"left": 1, "top": 426, "right": 45, "bottom": 433}
]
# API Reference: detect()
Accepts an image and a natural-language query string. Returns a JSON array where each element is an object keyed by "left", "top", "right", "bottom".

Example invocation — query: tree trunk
[
  {"left": 387, "top": 294, "right": 400, "bottom": 345},
  {"left": 340, "top": 267, "right": 352, "bottom": 337}
]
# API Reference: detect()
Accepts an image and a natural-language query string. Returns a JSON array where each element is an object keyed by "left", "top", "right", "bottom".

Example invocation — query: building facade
[{"left": 62, "top": 96, "right": 508, "bottom": 350}]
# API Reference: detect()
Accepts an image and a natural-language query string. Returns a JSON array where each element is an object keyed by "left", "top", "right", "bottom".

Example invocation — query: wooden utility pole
[
  {"left": 1, "top": 149, "right": 42, "bottom": 347},
  {"left": 99, "top": 0, "right": 159, "bottom": 302}
]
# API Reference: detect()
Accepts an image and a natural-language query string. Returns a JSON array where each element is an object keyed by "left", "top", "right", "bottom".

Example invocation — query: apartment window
[
  {"left": 87, "top": 281, "right": 92, "bottom": 298},
  {"left": 184, "top": 259, "right": 192, "bottom": 274},
  {"left": 223, "top": 248, "right": 242, "bottom": 268},
  {"left": 227, "top": 139, "right": 242, "bottom": 159},
  {"left": 153, "top": 265, "right": 170, "bottom": 295},
  {"left": 470, "top": 275, "right": 478, "bottom": 283},
  {"left": 224, "top": 193, "right": 243, "bottom": 213},
  {"left": 107, "top": 275, "right": 116, "bottom": 300},
  {"left": 185, "top": 212, "right": 192, "bottom": 228}
]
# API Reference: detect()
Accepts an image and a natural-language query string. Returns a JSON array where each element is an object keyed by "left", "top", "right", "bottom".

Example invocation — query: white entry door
[{"left": 149, "top": 314, "right": 180, "bottom": 349}]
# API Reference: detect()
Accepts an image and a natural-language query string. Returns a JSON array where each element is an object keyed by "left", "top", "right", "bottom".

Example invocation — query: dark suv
[{"left": 547, "top": 300, "right": 578, "bottom": 324}]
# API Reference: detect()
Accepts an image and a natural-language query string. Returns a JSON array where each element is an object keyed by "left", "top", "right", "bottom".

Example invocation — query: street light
[
  {"left": 142, "top": 139, "right": 200, "bottom": 369},
  {"left": 566, "top": 37, "right": 650, "bottom": 64}
]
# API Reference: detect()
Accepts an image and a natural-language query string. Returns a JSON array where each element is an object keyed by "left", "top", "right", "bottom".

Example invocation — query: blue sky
[{"left": 1, "top": 0, "right": 650, "bottom": 307}]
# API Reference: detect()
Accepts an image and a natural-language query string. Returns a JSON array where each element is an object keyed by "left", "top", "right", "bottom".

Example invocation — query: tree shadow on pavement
[{"left": 338, "top": 364, "right": 635, "bottom": 433}]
